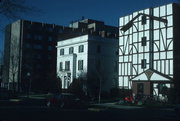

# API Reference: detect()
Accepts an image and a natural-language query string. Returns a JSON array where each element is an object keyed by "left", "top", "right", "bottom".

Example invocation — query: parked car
[
  {"left": 124, "top": 96, "right": 134, "bottom": 103},
  {"left": 47, "top": 93, "right": 88, "bottom": 109}
]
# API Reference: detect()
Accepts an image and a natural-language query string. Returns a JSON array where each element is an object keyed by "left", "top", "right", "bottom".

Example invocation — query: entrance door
[{"left": 137, "top": 83, "right": 144, "bottom": 95}]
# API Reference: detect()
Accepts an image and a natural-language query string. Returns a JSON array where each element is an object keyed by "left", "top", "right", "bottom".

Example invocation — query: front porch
[{"left": 131, "top": 69, "right": 173, "bottom": 99}]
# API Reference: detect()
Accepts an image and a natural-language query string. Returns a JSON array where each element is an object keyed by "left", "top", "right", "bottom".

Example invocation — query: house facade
[
  {"left": 57, "top": 34, "right": 118, "bottom": 92},
  {"left": 119, "top": 3, "right": 180, "bottom": 98}
]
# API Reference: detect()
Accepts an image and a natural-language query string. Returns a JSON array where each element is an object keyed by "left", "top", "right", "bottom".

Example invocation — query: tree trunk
[
  {"left": 12, "top": 73, "right": 15, "bottom": 94},
  {"left": 98, "top": 78, "right": 101, "bottom": 104}
]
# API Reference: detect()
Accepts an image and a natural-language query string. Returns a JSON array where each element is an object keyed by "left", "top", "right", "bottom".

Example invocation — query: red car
[{"left": 124, "top": 96, "right": 134, "bottom": 103}]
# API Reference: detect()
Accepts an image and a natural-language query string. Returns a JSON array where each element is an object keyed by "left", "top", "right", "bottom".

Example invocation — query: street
[{"left": 0, "top": 105, "right": 178, "bottom": 121}]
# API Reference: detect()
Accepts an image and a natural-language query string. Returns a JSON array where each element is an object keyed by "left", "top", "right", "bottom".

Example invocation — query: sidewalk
[
  {"left": 91, "top": 102, "right": 143, "bottom": 110},
  {"left": 90, "top": 102, "right": 175, "bottom": 111}
]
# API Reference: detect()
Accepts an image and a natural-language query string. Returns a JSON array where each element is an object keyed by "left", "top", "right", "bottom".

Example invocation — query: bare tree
[
  {"left": 8, "top": 36, "right": 19, "bottom": 92},
  {"left": 0, "top": 50, "right": 3, "bottom": 65},
  {"left": 0, "top": 0, "right": 34, "bottom": 20},
  {"left": 77, "top": 69, "right": 87, "bottom": 95},
  {"left": 88, "top": 58, "right": 105, "bottom": 103},
  {"left": 1, "top": 34, "right": 20, "bottom": 92},
  {"left": 68, "top": 70, "right": 88, "bottom": 100},
  {"left": 0, "top": 50, "right": 3, "bottom": 86},
  {"left": 95, "top": 60, "right": 104, "bottom": 104}
]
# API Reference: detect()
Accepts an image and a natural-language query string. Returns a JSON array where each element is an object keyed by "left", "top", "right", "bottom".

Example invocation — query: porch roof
[{"left": 131, "top": 69, "right": 172, "bottom": 82}]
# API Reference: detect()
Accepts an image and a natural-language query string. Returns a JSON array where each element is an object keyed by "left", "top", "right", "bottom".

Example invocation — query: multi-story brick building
[{"left": 2, "top": 20, "right": 76, "bottom": 92}]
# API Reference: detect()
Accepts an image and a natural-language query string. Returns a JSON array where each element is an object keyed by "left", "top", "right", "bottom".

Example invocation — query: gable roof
[
  {"left": 131, "top": 69, "right": 172, "bottom": 82},
  {"left": 120, "top": 13, "right": 167, "bottom": 32}
]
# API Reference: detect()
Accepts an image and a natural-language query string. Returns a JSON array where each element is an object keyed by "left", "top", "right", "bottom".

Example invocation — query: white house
[{"left": 57, "top": 34, "right": 118, "bottom": 92}]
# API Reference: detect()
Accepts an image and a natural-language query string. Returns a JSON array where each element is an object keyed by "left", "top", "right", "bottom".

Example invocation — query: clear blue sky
[{"left": 0, "top": 0, "right": 178, "bottom": 52}]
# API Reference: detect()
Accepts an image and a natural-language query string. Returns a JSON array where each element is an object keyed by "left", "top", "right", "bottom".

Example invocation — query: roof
[{"left": 131, "top": 69, "right": 173, "bottom": 82}]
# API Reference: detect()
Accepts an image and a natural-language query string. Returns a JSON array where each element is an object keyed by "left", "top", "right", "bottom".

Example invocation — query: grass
[
  {"left": 19, "top": 93, "right": 51, "bottom": 99},
  {"left": 115, "top": 99, "right": 175, "bottom": 108},
  {"left": 142, "top": 103, "right": 175, "bottom": 108}
]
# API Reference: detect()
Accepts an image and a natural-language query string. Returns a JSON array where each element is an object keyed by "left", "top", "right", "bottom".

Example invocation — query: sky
[{"left": 0, "top": 0, "right": 179, "bottom": 52}]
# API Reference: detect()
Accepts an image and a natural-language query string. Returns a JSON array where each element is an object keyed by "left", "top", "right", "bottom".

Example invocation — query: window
[
  {"left": 37, "top": 54, "right": 41, "bottom": 59},
  {"left": 34, "top": 35, "right": 42, "bottom": 40},
  {"left": 34, "top": 44, "right": 42, "bottom": 49},
  {"left": 59, "top": 62, "right": 63, "bottom": 71},
  {"left": 26, "top": 34, "right": 31, "bottom": 39},
  {"left": 78, "top": 60, "right": 83, "bottom": 70},
  {"left": 96, "top": 59, "right": 101, "bottom": 71},
  {"left": 48, "top": 36, "right": 53, "bottom": 41},
  {"left": 137, "top": 83, "right": 144, "bottom": 94},
  {"left": 65, "top": 61, "right": 70, "bottom": 71},
  {"left": 58, "top": 29, "right": 63, "bottom": 33},
  {"left": 69, "top": 47, "right": 74, "bottom": 54},
  {"left": 97, "top": 45, "right": 101, "bottom": 53},
  {"left": 25, "top": 43, "right": 31, "bottom": 48},
  {"left": 141, "top": 15, "right": 147, "bottom": 25},
  {"left": 60, "top": 49, "right": 64, "bottom": 55},
  {"left": 48, "top": 46, "right": 53, "bottom": 51},
  {"left": 36, "top": 65, "right": 42, "bottom": 70},
  {"left": 48, "top": 56, "right": 52, "bottom": 60},
  {"left": 141, "top": 37, "right": 147, "bottom": 46},
  {"left": 47, "top": 27, "right": 53, "bottom": 32},
  {"left": 37, "top": 26, "right": 42, "bottom": 31},
  {"left": 27, "top": 24, "right": 32, "bottom": 29},
  {"left": 141, "top": 59, "right": 146, "bottom": 69},
  {"left": 79, "top": 45, "right": 84, "bottom": 53}
]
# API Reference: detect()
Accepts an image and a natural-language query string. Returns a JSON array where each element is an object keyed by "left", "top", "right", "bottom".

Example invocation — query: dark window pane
[
  {"left": 141, "top": 37, "right": 147, "bottom": 46},
  {"left": 97, "top": 45, "right": 101, "bottom": 53},
  {"left": 78, "top": 60, "right": 83, "bottom": 70},
  {"left": 65, "top": 61, "right": 70, "bottom": 71},
  {"left": 60, "top": 49, "right": 64, "bottom": 55},
  {"left": 34, "top": 35, "right": 42, "bottom": 40},
  {"left": 142, "top": 15, "right": 146, "bottom": 25},
  {"left": 96, "top": 59, "right": 101, "bottom": 71},
  {"left": 79, "top": 45, "right": 84, "bottom": 53},
  {"left": 69, "top": 47, "right": 74, "bottom": 54},
  {"left": 25, "top": 43, "right": 31, "bottom": 48},
  {"left": 59, "top": 62, "right": 63, "bottom": 71},
  {"left": 137, "top": 83, "right": 144, "bottom": 94},
  {"left": 48, "top": 46, "right": 53, "bottom": 51},
  {"left": 34, "top": 44, "right": 42, "bottom": 49},
  {"left": 26, "top": 34, "right": 31, "bottom": 39},
  {"left": 141, "top": 59, "right": 146, "bottom": 69},
  {"left": 48, "top": 36, "right": 53, "bottom": 41}
]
